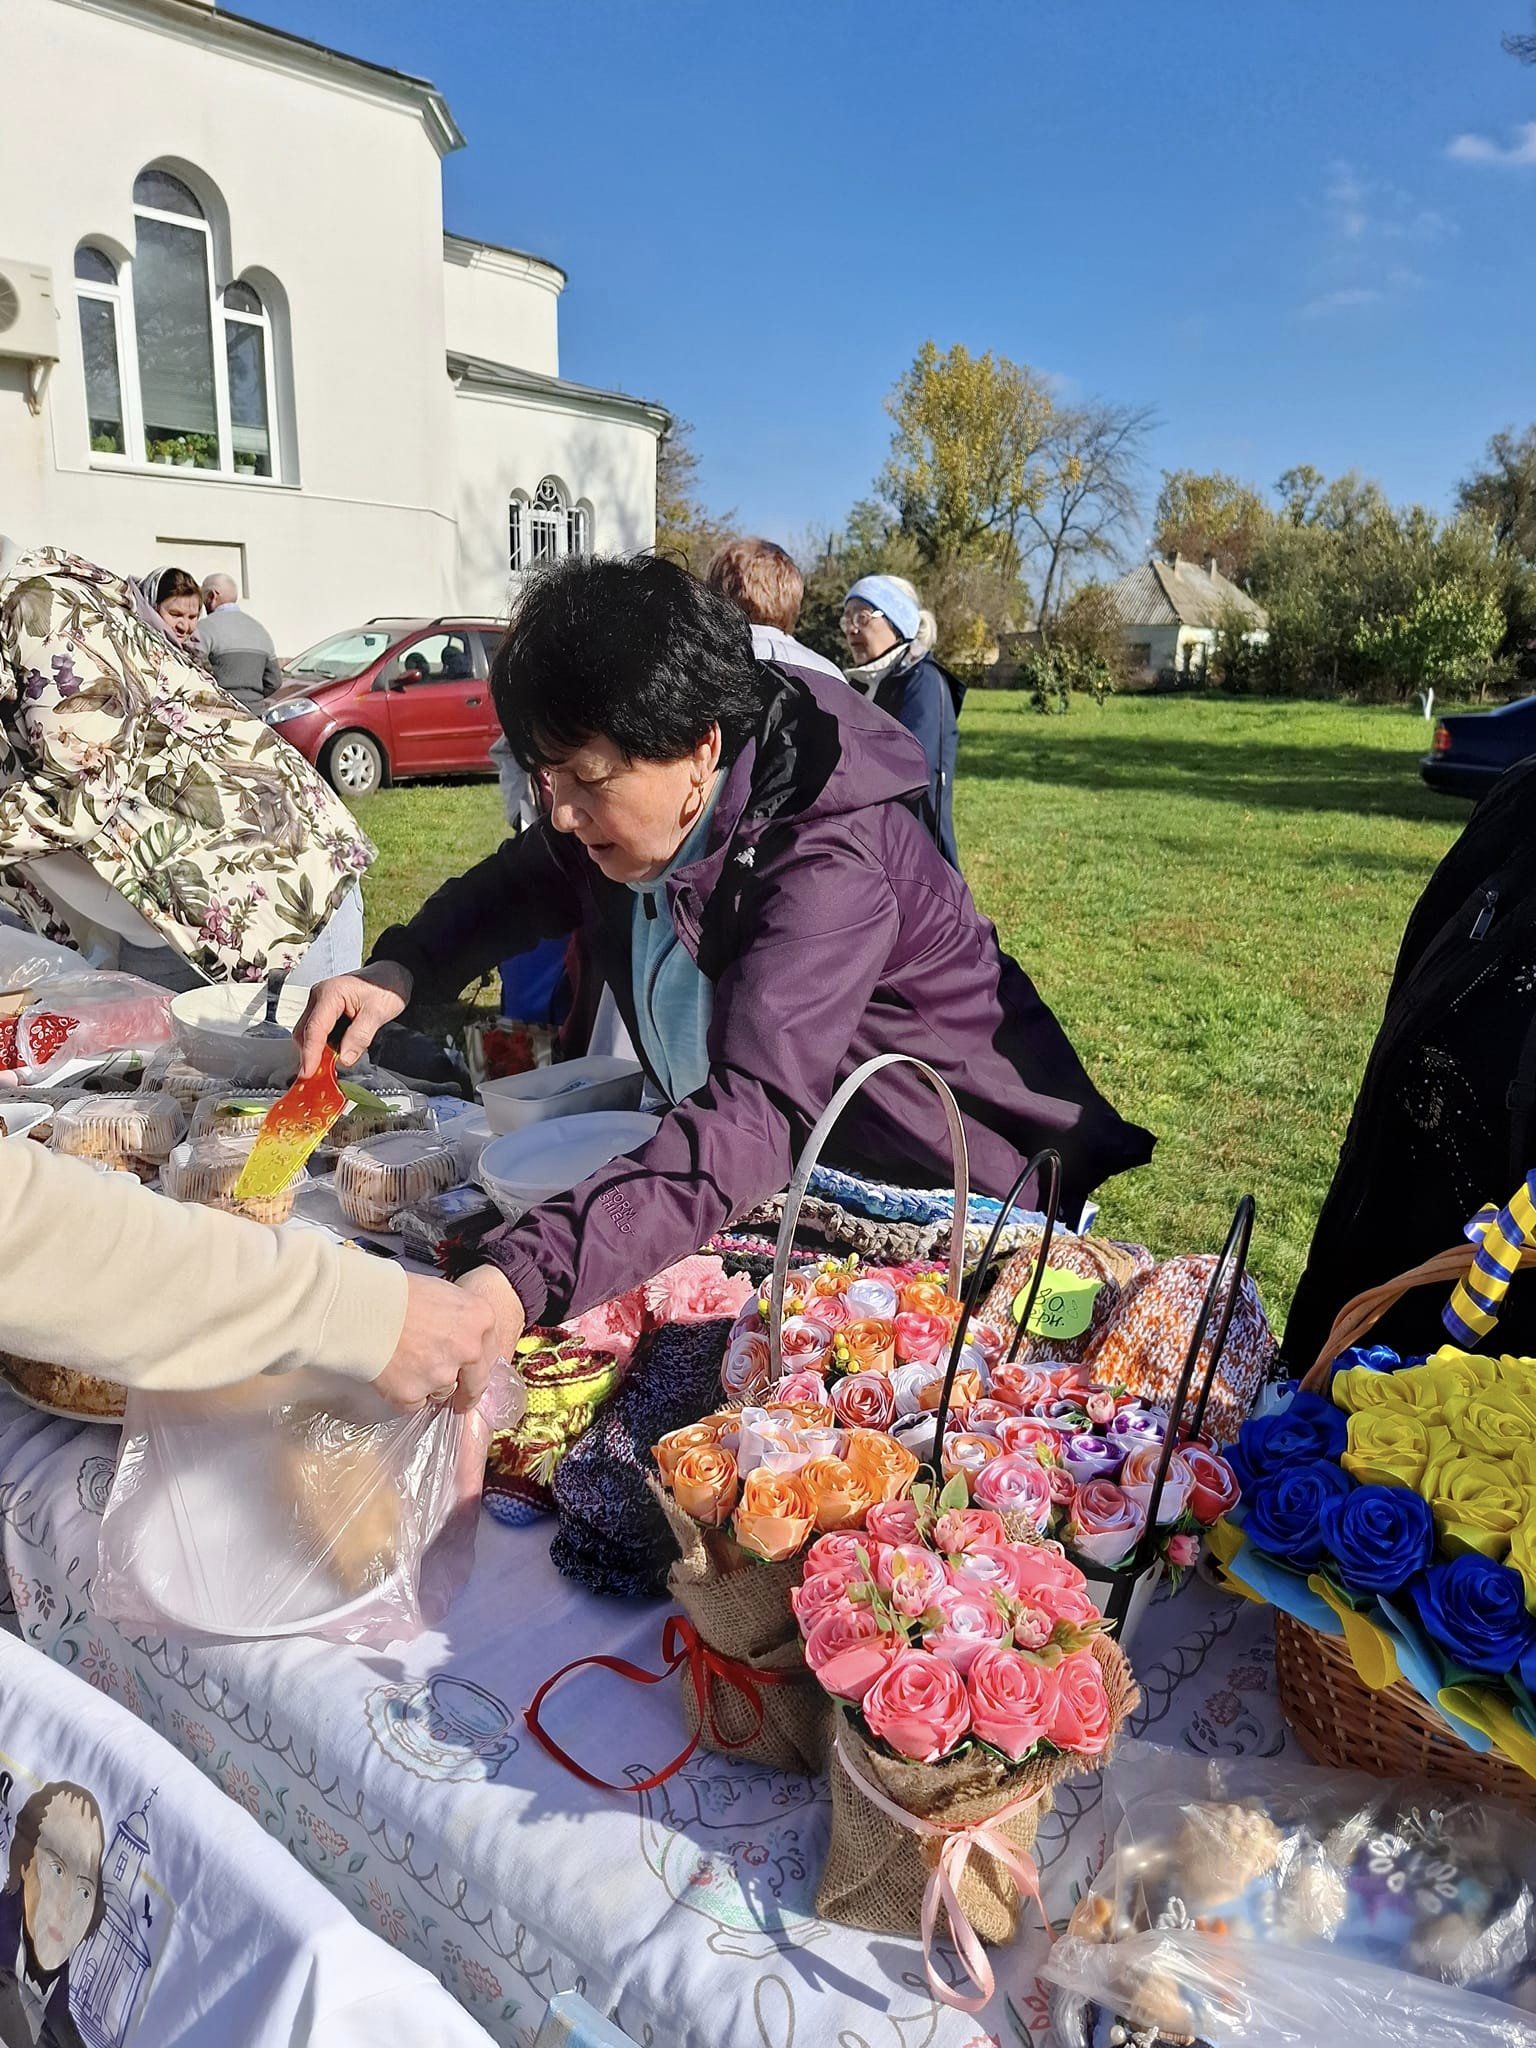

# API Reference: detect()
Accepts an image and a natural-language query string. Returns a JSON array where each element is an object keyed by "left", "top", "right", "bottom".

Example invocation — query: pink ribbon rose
[
  {"left": 877, "top": 1544, "right": 951, "bottom": 1617},
  {"left": 995, "top": 1416, "right": 1061, "bottom": 1461},
  {"left": 972, "top": 1453, "right": 1054, "bottom": 1530},
  {"left": 805, "top": 1530, "right": 876, "bottom": 1576},
  {"left": 804, "top": 1606, "right": 902, "bottom": 1703},
  {"left": 1013, "top": 1543, "right": 1089, "bottom": 1600},
  {"left": 1047, "top": 1647, "right": 1113, "bottom": 1756},
  {"left": 967, "top": 1644, "right": 1058, "bottom": 1761},
  {"left": 934, "top": 1507, "right": 1009, "bottom": 1556},
  {"left": 1120, "top": 1444, "right": 1194, "bottom": 1526},
  {"left": 831, "top": 1372, "right": 896, "bottom": 1432},
  {"left": 947, "top": 1542, "right": 1030, "bottom": 1601},
  {"left": 779, "top": 1314, "right": 835, "bottom": 1371},
  {"left": 989, "top": 1362, "right": 1054, "bottom": 1412},
  {"left": 722, "top": 1330, "right": 773, "bottom": 1400},
  {"left": 959, "top": 1398, "right": 1016, "bottom": 1439},
  {"left": 893, "top": 1309, "right": 951, "bottom": 1367},
  {"left": 966, "top": 1321, "right": 1008, "bottom": 1370},
  {"left": 922, "top": 1584, "right": 1007, "bottom": 1676},
  {"left": 1180, "top": 1444, "right": 1241, "bottom": 1526},
  {"left": 774, "top": 1370, "right": 830, "bottom": 1408},
  {"left": 864, "top": 1498, "right": 922, "bottom": 1546},
  {"left": 790, "top": 1565, "right": 857, "bottom": 1631},
  {"left": 1066, "top": 1480, "right": 1146, "bottom": 1568},
  {"left": 862, "top": 1648, "right": 971, "bottom": 1763}
]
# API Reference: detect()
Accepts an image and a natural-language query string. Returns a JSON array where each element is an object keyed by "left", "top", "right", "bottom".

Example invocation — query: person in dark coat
[
  {"left": 841, "top": 573, "right": 961, "bottom": 866},
  {"left": 293, "top": 555, "right": 1153, "bottom": 1357}
]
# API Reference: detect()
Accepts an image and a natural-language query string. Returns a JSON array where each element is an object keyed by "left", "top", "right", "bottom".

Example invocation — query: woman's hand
[
  {"left": 453, "top": 1264, "right": 527, "bottom": 1366},
  {"left": 293, "top": 962, "right": 413, "bottom": 1075},
  {"left": 374, "top": 1271, "right": 498, "bottom": 1412}
]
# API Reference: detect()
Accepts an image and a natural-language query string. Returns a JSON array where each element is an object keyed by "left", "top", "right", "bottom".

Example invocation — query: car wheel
[{"left": 325, "top": 730, "right": 386, "bottom": 797}]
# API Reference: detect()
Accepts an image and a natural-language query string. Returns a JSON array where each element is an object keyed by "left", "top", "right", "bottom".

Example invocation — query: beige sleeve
[{"left": 0, "top": 1141, "right": 408, "bottom": 1392}]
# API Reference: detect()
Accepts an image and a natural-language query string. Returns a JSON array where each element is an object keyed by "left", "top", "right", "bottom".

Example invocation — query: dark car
[
  {"left": 263, "top": 617, "right": 505, "bottom": 796},
  {"left": 1421, "top": 694, "right": 1536, "bottom": 800}
]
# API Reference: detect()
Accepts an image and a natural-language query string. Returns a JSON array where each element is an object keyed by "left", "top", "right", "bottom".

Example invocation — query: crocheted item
[
  {"left": 805, "top": 1166, "right": 1040, "bottom": 1229},
  {"left": 977, "top": 1234, "right": 1156, "bottom": 1366},
  {"left": 1092, "top": 1254, "right": 1275, "bottom": 1449},
  {"left": 741, "top": 1193, "right": 1035, "bottom": 1268},
  {"left": 550, "top": 1318, "right": 733, "bottom": 1599}
]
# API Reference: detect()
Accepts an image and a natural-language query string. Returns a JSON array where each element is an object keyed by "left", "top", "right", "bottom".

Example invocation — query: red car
[{"left": 264, "top": 617, "right": 505, "bottom": 795}]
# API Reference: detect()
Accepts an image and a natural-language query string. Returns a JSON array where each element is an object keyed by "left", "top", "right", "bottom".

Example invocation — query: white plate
[
  {"left": 0, "top": 1372, "right": 124, "bottom": 1427},
  {"left": 477, "top": 1111, "right": 659, "bottom": 1220}
]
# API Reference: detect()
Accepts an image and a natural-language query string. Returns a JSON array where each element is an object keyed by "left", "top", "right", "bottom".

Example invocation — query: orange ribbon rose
[
  {"left": 899, "top": 1277, "right": 965, "bottom": 1322},
  {"left": 844, "top": 1428, "right": 921, "bottom": 1502},
  {"left": 671, "top": 1444, "right": 741, "bottom": 1527},
  {"left": 763, "top": 1400, "right": 836, "bottom": 1430},
  {"left": 800, "top": 1455, "right": 876, "bottom": 1531},
  {"left": 834, "top": 1318, "right": 897, "bottom": 1377},
  {"left": 733, "top": 1468, "right": 816, "bottom": 1562},
  {"left": 654, "top": 1420, "right": 723, "bottom": 1483},
  {"left": 917, "top": 1369, "right": 982, "bottom": 1414}
]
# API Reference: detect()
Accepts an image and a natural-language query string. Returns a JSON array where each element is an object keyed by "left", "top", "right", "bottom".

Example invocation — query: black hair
[{"left": 491, "top": 553, "right": 765, "bottom": 770}]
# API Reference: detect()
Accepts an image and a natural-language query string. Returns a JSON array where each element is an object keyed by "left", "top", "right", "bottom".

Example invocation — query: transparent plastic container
[
  {"left": 335, "top": 1130, "right": 460, "bottom": 1231},
  {"left": 161, "top": 1132, "right": 300, "bottom": 1225},
  {"left": 52, "top": 1090, "right": 185, "bottom": 1174},
  {"left": 189, "top": 1088, "right": 287, "bottom": 1140}
]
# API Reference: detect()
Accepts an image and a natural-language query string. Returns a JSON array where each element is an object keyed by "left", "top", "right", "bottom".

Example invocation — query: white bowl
[
  {"left": 170, "top": 984, "right": 311, "bottom": 1083},
  {"left": 0, "top": 1102, "right": 51, "bottom": 1142},
  {"left": 477, "top": 1111, "right": 659, "bottom": 1221},
  {"left": 478, "top": 1056, "right": 644, "bottom": 1134}
]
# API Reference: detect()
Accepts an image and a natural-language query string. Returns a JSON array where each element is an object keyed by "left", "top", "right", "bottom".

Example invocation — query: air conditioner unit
[{"left": 0, "top": 261, "right": 60, "bottom": 364}]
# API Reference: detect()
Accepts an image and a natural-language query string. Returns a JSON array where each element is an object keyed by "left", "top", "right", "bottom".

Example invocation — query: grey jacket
[{"left": 197, "top": 602, "right": 282, "bottom": 710}]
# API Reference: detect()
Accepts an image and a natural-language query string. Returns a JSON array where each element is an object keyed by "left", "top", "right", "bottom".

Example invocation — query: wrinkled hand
[
  {"left": 453, "top": 1264, "right": 527, "bottom": 1369},
  {"left": 374, "top": 1271, "right": 498, "bottom": 1413},
  {"left": 293, "top": 963, "right": 413, "bottom": 1076}
]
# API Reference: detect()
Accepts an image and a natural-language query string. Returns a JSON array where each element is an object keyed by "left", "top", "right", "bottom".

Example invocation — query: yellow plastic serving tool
[{"left": 234, "top": 1022, "right": 349, "bottom": 1201}]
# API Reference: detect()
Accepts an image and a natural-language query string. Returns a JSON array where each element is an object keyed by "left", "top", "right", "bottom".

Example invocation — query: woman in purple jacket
[{"left": 295, "top": 556, "right": 1153, "bottom": 1356}]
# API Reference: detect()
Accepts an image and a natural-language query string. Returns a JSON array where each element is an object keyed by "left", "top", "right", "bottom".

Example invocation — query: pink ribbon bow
[{"left": 833, "top": 1731, "right": 1049, "bottom": 2013}]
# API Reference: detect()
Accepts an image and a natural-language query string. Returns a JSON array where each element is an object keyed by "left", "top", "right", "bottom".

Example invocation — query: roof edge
[
  {"left": 448, "top": 350, "right": 671, "bottom": 435},
  {"left": 444, "top": 231, "right": 567, "bottom": 292}
]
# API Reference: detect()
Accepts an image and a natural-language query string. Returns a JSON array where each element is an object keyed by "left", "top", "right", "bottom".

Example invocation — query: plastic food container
[
  {"left": 478, "top": 1056, "right": 644, "bottom": 1134},
  {"left": 335, "top": 1131, "right": 460, "bottom": 1231},
  {"left": 161, "top": 1134, "right": 300, "bottom": 1226},
  {"left": 153, "top": 1057, "right": 231, "bottom": 1114},
  {"left": 52, "top": 1091, "right": 185, "bottom": 1174},
  {"left": 311, "top": 1088, "right": 428, "bottom": 1169},
  {"left": 190, "top": 1088, "right": 286, "bottom": 1140},
  {"left": 476, "top": 1112, "right": 660, "bottom": 1222},
  {"left": 0, "top": 1102, "right": 52, "bottom": 1143}
]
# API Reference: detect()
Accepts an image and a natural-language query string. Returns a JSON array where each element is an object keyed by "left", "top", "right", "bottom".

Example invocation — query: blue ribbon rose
[
  {"left": 1319, "top": 1482, "right": 1434, "bottom": 1599},
  {"left": 1230, "top": 1393, "right": 1349, "bottom": 1496},
  {"left": 1412, "top": 1555, "right": 1536, "bottom": 1677},
  {"left": 1243, "top": 1460, "right": 1354, "bottom": 1572}
]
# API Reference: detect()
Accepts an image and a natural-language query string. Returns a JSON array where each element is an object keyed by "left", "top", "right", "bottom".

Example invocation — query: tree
[
  {"left": 654, "top": 417, "right": 734, "bottom": 577},
  {"left": 1505, "top": 7, "right": 1536, "bottom": 58},
  {"left": 1275, "top": 464, "right": 1326, "bottom": 527},
  {"left": 1021, "top": 400, "right": 1154, "bottom": 629},
  {"left": 1151, "top": 470, "right": 1270, "bottom": 582},
  {"left": 1352, "top": 579, "right": 1505, "bottom": 696},
  {"left": 879, "top": 341, "right": 1057, "bottom": 569},
  {"left": 1458, "top": 425, "right": 1536, "bottom": 563}
]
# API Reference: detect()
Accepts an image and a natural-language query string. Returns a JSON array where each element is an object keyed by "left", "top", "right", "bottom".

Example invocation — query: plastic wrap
[
  {"left": 188, "top": 1087, "right": 288, "bottom": 1139},
  {"left": 161, "top": 1131, "right": 300, "bottom": 1224},
  {"left": 335, "top": 1130, "right": 460, "bottom": 1230},
  {"left": 0, "top": 924, "right": 87, "bottom": 992},
  {"left": 94, "top": 1366, "right": 507, "bottom": 1648},
  {"left": 0, "top": 971, "right": 174, "bottom": 1084},
  {"left": 51, "top": 1089, "right": 185, "bottom": 1174},
  {"left": 1044, "top": 1740, "right": 1536, "bottom": 2048},
  {"left": 311, "top": 1083, "right": 429, "bottom": 1168}
]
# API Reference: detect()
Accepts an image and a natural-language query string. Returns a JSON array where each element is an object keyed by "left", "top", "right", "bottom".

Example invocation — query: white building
[
  {"left": 0, "top": 0, "right": 668, "bottom": 652},
  {"left": 1103, "top": 553, "right": 1269, "bottom": 680}
]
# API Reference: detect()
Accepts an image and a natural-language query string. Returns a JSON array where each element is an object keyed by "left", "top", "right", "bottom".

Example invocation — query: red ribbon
[{"left": 524, "top": 1614, "right": 800, "bottom": 1794}]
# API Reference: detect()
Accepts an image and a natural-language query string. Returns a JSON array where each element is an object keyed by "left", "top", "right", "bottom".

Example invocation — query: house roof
[
  {"left": 444, "top": 232, "right": 567, "bottom": 291},
  {"left": 1104, "top": 556, "right": 1269, "bottom": 632},
  {"left": 447, "top": 351, "right": 671, "bottom": 436}
]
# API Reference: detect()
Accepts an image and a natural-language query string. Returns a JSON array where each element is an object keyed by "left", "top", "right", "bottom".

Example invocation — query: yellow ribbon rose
[
  {"left": 1332, "top": 1363, "right": 1462, "bottom": 1422},
  {"left": 1420, "top": 1448, "right": 1525, "bottom": 1559},
  {"left": 1506, "top": 1513, "right": 1536, "bottom": 1608},
  {"left": 1341, "top": 1408, "right": 1444, "bottom": 1489},
  {"left": 1442, "top": 1384, "right": 1536, "bottom": 1461}
]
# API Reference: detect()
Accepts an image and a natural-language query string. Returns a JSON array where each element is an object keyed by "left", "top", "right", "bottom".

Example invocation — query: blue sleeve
[{"left": 890, "top": 663, "right": 947, "bottom": 782}]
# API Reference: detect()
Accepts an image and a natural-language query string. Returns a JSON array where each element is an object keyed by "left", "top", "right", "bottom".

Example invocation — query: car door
[
  {"left": 378, "top": 631, "right": 481, "bottom": 774},
  {"left": 468, "top": 631, "right": 508, "bottom": 769}
]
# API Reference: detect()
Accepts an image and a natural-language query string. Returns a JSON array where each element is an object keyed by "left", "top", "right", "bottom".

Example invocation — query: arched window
[
  {"left": 73, "top": 163, "right": 289, "bottom": 481},
  {"left": 508, "top": 489, "right": 530, "bottom": 572},
  {"left": 529, "top": 476, "right": 565, "bottom": 565},
  {"left": 509, "top": 478, "right": 591, "bottom": 574},
  {"left": 73, "top": 245, "right": 129, "bottom": 456},
  {"left": 132, "top": 167, "right": 220, "bottom": 470},
  {"left": 567, "top": 499, "right": 592, "bottom": 558}
]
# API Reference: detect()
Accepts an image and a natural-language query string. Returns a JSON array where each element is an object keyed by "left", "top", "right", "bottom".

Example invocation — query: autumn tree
[
  {"left": 1458, "top": 425, "right": 1536, "bottom": 563},
  {"left": 1152, "top": 469, "right": 1270, "bottom": 582},
  {"left": 654, "top": 417, "right": 734, "bottom": 577},
  {"left": 1022, "top": 400, "right": 1154, "bottom": 629},
  {"left": 879, "top": 341, "right": 1056, "bottom": 571}
]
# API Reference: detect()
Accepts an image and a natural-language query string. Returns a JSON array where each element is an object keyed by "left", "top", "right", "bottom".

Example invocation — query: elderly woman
[
  {"left": 142, "top": 563, "right": 204, "bottom": 649},
  {"left": 842, "top": 574, "right": 960, "bottom": 866},
  {"left": 296, "top": 555, "right": 1153, "bottom": 1354}
]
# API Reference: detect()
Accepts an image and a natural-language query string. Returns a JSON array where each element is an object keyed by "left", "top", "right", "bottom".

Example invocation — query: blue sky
[{"left": 249, "top": 0, "right": 1533, "bottom": 549}]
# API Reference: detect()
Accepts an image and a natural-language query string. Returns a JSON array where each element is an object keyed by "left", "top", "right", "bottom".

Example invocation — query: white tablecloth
[{"left": 0, "top": 1390, "right": 1292, "bottom": 2048}]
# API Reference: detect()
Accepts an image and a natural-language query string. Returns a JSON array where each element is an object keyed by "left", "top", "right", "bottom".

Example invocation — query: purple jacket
[{"left": 373, "top": 667, "right": 1154, "bottom": 1322}]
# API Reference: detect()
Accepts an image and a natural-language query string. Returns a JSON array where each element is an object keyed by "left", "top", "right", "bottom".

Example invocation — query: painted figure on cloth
[{"left": 0, "top": 1782, "right": 103, "bottom": 2048}]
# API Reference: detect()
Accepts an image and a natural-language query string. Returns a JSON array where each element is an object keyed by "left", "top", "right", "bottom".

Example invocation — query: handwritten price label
[{"left": 1012, "top": 1266, "right": 1103, "bottom": 1341}]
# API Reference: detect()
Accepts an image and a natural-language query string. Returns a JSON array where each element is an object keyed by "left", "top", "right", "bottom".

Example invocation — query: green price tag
[{"left": 1012, "top": 1266, "right": 1103, "bottom": 1341}]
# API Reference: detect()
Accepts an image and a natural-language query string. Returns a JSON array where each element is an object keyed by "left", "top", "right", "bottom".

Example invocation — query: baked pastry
[
  {"left": 0, "top": 1350, "right": 126, "bottom": 1421},
  {"left": 334, "top": 1131, "right": 459, "bottom": 1231},
  {"left": 52, "top": 1091, "right": 184, "bottom": 1177},
  {"left": 283, "top": 1407, "right": 401, "bottom": 1597},
  {"left": 160, "top": 1136, "right": 297, "bottom": 1224}
]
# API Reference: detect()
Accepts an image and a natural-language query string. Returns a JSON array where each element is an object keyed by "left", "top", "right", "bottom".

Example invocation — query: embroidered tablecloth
[{"left": 0, "top": 1389, "right": 1291, "bottom": 2048}]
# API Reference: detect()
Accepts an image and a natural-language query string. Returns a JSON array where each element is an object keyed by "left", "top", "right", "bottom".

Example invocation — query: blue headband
[{"left": 844, "top": 575, "right": 921, "bottom": 642}]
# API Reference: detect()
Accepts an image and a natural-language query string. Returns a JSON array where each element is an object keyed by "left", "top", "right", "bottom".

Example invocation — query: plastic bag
[
  {"left": 1043, "top": 1739, "right": 1536, "bottom": 2047},
  {"left": 0, "top": 922, "right": 87, "bottom": 993},
  {"left": 94, "top": 1365, "right": 509, "bottom": 1648},
  {"left": 0, "top": 971, "right": 173, "bottom": 1083}
]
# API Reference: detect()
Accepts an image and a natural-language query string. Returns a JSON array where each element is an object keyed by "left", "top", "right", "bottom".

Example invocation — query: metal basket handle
[{"left": 766, "top": 1054, "right": 969, "bottom": 1380}]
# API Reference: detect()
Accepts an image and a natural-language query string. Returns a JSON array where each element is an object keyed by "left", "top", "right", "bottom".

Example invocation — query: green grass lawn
[{"left": 348, "top": 695, "right": 1470, "bottom": 1328}]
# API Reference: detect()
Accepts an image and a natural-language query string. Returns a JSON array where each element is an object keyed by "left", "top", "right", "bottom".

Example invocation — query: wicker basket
[
  {"left": 1273, "top": 1238, "right": 1536, "bottom": 1803},
  {"left": 1274, "top": 1611, "right": 1536, "bottom": 1813}
]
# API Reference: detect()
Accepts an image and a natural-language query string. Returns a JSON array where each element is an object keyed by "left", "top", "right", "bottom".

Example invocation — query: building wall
[
  {"left": 449, "top": 384, "right": 662, "bottom": 619},
  {"left": 1, "top": 0, "right": 660, "bottom": 661},
  {"left": 442, "top": 239, "right": 562, "bottom": 378}
]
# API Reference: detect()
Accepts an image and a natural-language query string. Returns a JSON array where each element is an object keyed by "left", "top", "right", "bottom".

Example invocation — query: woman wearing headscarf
[
  {"left": 0, "top": 542, "right": 370, "bottom": 990},
  {"left": 841, "top": 574, "right": 961, "bottom": 867},
  {"left": 141, "top": 564, "right": 204, "bottom": 651}
]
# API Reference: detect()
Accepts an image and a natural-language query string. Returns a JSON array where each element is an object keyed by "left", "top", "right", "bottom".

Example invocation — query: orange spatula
[{"left": 234, "top": 1019, "right": 349, "bottom": 1201}]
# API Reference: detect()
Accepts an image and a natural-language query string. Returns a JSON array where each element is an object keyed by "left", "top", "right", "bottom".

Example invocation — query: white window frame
[
  {"left": 510, "top": 478, "right": 589, "bottom": 575},
  {"left": 132, "top": 182, "right": 229, "bottom": 476},
  {"left": 73, "top": 247, "right": 139, "bottom": 466},
  {"left": 220, "top": 283, "right": 280, "bottom": 481},
  {"left": 508, "top": 489, "right": 530, "bottom": 573}
]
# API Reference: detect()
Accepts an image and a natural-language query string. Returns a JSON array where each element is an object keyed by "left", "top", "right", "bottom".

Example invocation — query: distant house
[{"left": 1104, "top": 554, "right": 1269, "bottom": 680}]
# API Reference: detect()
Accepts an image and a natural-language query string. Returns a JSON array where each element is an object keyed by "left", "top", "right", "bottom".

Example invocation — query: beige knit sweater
[{"left": 1, "top": 1141, "right": 408, "bottom": 1391}]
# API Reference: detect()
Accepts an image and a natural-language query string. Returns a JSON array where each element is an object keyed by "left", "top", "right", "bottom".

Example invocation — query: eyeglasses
[{"left": 841, "top": 605, "right": 879, "bottom": 631}]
